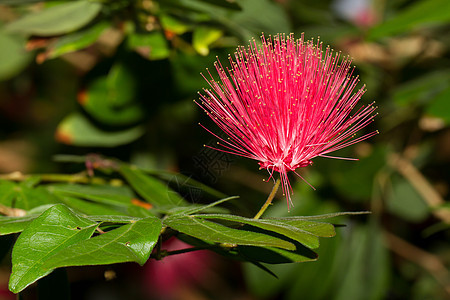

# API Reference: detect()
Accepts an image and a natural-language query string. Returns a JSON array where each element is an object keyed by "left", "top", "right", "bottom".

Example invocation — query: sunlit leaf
[
  {"left": 193, "top": 27, "right": 223, "bottom": 56},
  {"left": 9, "top": 205, "right": 98, "bottom": 293},
  {"left": 43, "top": 216, "right": 161, "bottom": 268},
  {"left": 160, "top": 14, "right": 190, "bottom": 34},
  {"left": 55, "top": 113, "right": 145, "bottom": 147}
]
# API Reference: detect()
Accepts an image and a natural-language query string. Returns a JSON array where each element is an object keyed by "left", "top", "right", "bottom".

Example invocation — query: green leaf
[
  {"left": 145, "top": 169, "right": 227, "bottom": 198},
  {"left": 182, "top": 205, "right": 231, "bottom": 215},
  {"left": 0, "top": 31, "right": 31, "bottom": 81},
  {"left": 368, "top": 0, "right": 450, "bottom": 40},
  {"left": 386, "top": 177, "right": 429, "bottom": 222},
  {"left": 20, "top": 176, "right": 41, "bottom": 188},
  {"left": 79, "top": 65, "right": 143, "bottom": 126},
  {"left": 334, "top": 222, "right": 390, "bottom": 300},
  {"left": 48, "top": 156, "right": 228, "bottom": 199},
  {"left": 225, "top": 0, "right": 291, "bottom": 40},
  {"left": 119, "top": 165, "right": 188, "bottom": 207},
  {"left": 193, "top": 27, "right": 222, "bottom": 56},
  {"left": 0, "top": 215, "right": 37, "bottom": 236},
  {"left": 194, "top": 214, "right": 330, "bottom": 249},
  {"left": 58, "top": 196, "right": 127, "bottom": 216},
  {"left": 13, "top": 186, "right": 60, "bottom": 210},
  {"left": 128, "top": 32, "right": 169, "bottom": 60},
  {"left": 48, "top": 184, "right": 135, "bottom": 207},
  {"left": 164, "top": 215, "right": 295, "bottom": 250},
  {"left": 0, "top": 180, "right": 17, "bottom": 206},
  {"left": 50, "top": 186, "right": 154, "bottom": 218},
  {"left": 426, "top": 85, "right": 450, "bottom": 124},
  {"left": 9, "top": 204, "right": 98, "bottom": 293},
  {"left": 106, "top": 63, "right": 136, "bottom": 107},
  {"left": 126, "top": 205, "right": 157, "bottom": 218},
  {"left": 171, "top": 0, "right": 290, "bottom": 40},
  {"left": 392, "top": 70, "right": 450, "bottom": 106},
  {"left": 48, "top": 21, "right": 109, "bottom": 59},
  {"left": 55, "top": 113, "right": 145, "bottom": 147},
  {"left": 5, "top": 1, "right": 102, "bottom": 36},
  {"left": 169, "top": 196, "right": 237, "bottom": 215},
  {"left": 160, "top": 14, "right": 190, "bottom": 34},
  {"left": 26, "top": 204, "right": 58, "bottom": 215},
  {"left": 161, "top": 0, "right": 241, "bottom": 12},
  {"left": 85, "top": 215, "right": 141, "bottom": 223},
  {"left": 158, "top": 204, "right": 230, "bottom": 216},
  {"left": 266, "top": 219, "right": 336, "bottom": 238},
  {"left": 330, "top": 146, "right": 387, "bottom": 200},
  {"left": 244, "top": 232, "right": 340, "bottom": 299},
  {"left": 243, "top": 195, "right": 349, "bottom": 299},
  {"left": 43, "top": 216, "right": 161, "bottom": 268},
  {"left": 197, "top": 0, "right": 241, "bottom": 10},
  {"left": 170, "top": 52, "right": 215, "bottom": 95}
]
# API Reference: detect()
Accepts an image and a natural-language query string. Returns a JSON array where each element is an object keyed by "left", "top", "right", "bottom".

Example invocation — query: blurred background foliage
[{"left": 0, "top": 0, "right": 449, "bottom": 299}]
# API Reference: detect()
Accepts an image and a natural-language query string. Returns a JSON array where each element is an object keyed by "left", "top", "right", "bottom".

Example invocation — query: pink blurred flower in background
[
  {"left": 143, "top": 238, "right": 216, "bottom": 299},
  {"left": 196, "top": 33, "right": 378, "bottom": 206}
]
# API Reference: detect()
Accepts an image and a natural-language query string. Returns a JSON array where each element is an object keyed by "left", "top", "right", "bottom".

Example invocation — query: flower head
[{"left": 196, "top": 33, "right": 378, "bottom": 206}]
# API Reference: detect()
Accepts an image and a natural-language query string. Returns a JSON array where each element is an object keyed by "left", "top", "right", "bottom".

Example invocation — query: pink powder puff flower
[{"left": 196, "top": 33, "right": 378, "bottom": 206}]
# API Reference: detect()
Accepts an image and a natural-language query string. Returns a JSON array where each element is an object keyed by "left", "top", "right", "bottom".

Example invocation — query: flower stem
[{"left": 253, "top": 178, "right": 281, "bottom": 219}]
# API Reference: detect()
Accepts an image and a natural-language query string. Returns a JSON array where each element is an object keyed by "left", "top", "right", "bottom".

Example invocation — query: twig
[
  {"left": 388, "top": 153, "right": 450, "bottom": 224},
  {"left": 0, "top": 204, "right": 26, "bottom": 217},
  {"left": 0, "top": 172, "right": 108, "bottom": 185}
]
